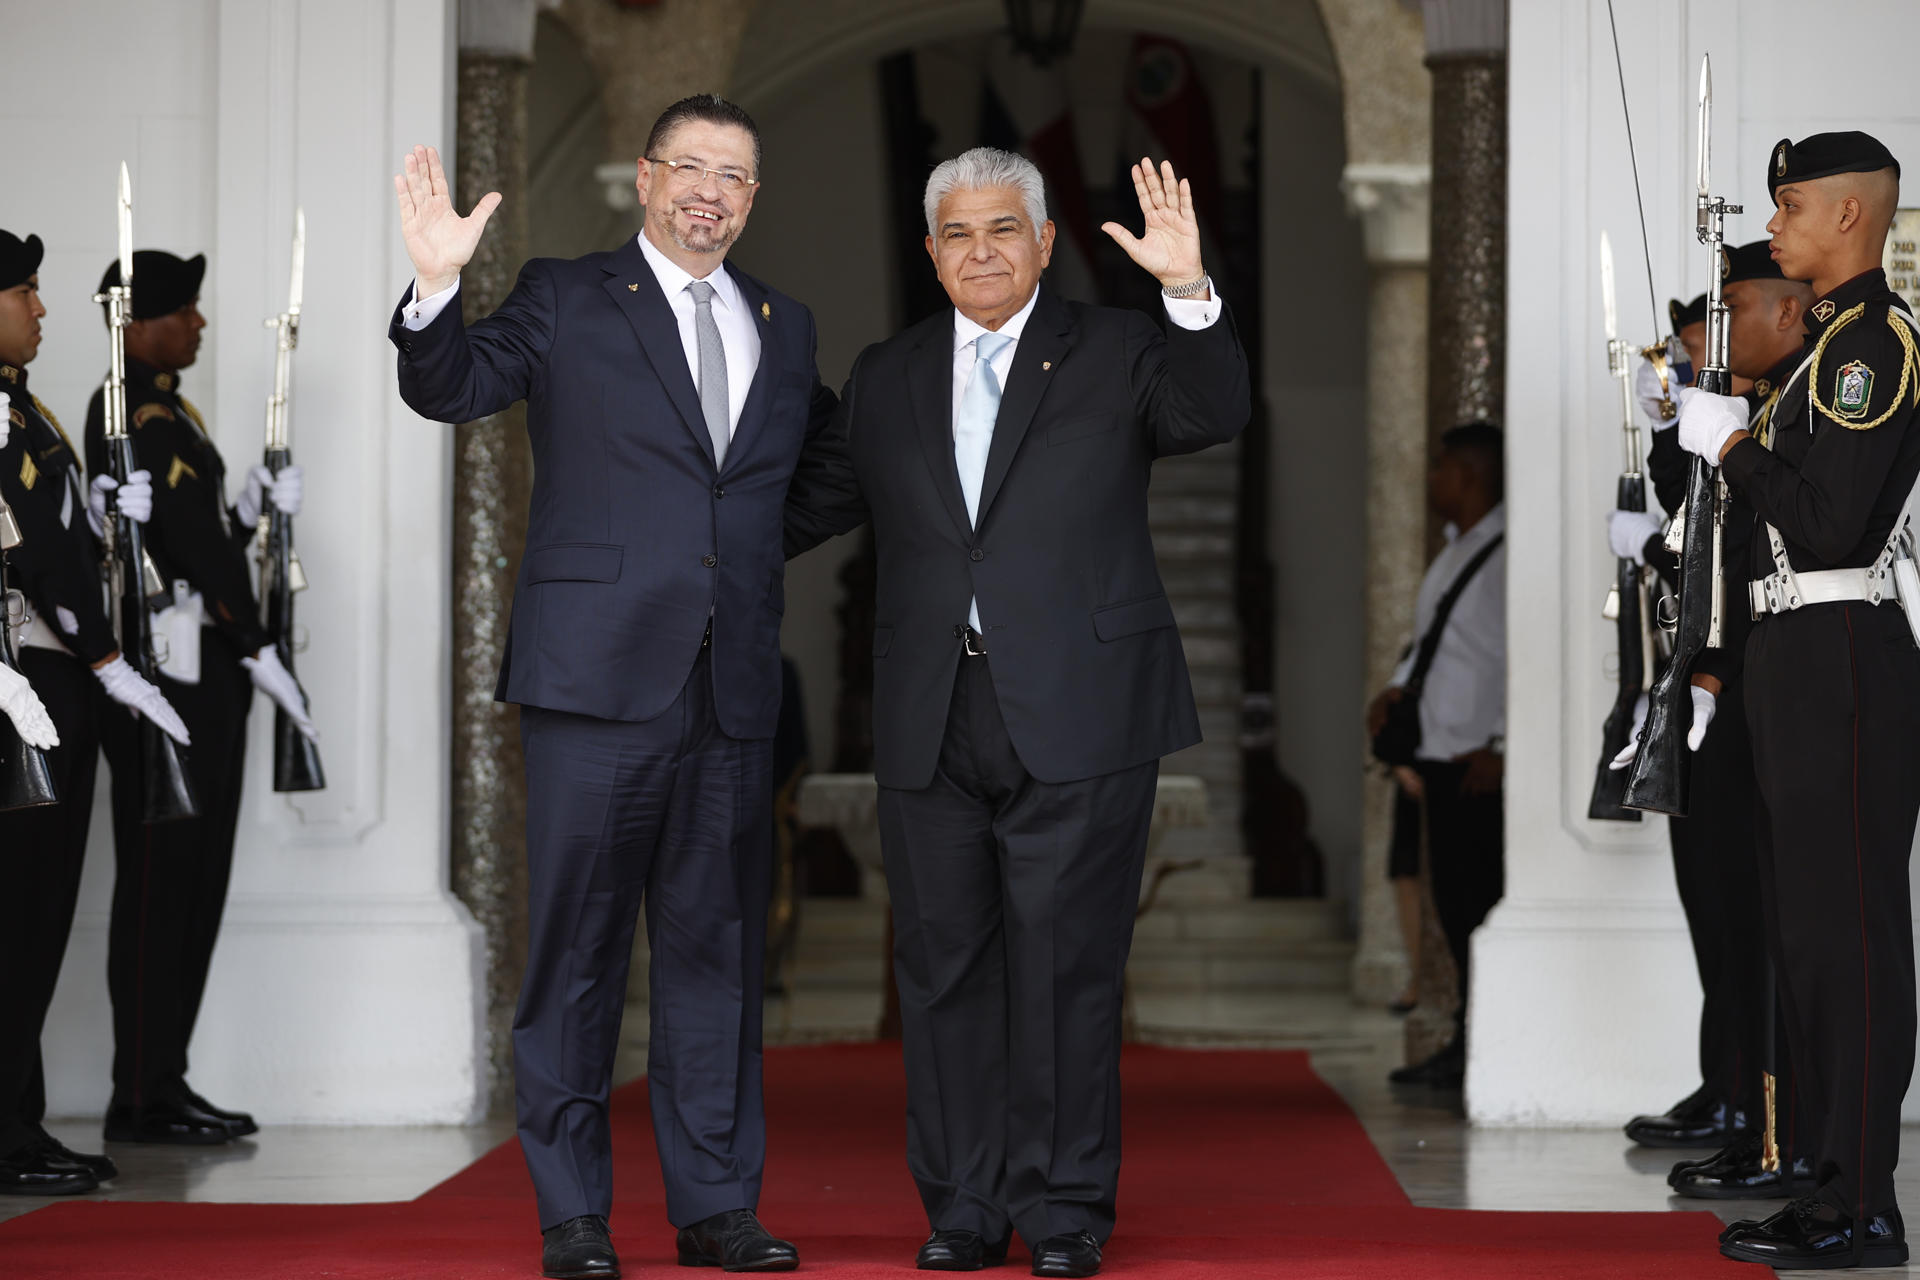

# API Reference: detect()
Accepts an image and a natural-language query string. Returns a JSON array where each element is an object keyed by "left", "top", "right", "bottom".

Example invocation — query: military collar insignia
[
  {"left": 1775, "top": 143, "right": 1789, "bottom": 178},
  {"left": 154, "top": 371, "right": 174, "bottom": 392},
  {"left": 1720, "top": 249, "right": 1732, "bottom": 280},
  {"left": 1754, "top": 379, "right": 1772, "bottom": 398},
  {"left": 0, "top": 365, "right": 17, "bottom": 385},
  {"left": 1813, "top": 299, "right": 1837, "bottom": 323}
]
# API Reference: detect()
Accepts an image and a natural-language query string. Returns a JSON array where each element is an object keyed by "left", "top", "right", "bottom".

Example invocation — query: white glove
[
  {"left": 1686, "top": 683, "right": 1717, "bottom": 751},
  {"left": 1608, "top": 686, "right": 1717, "bottom": 769},
  {"left": 0, "top": 663, "right": 59, "bottom": 751},
  {"left": 1676, "top": 386, "right": 1746, "bottom": 462},
  {"left": 86, "top": 470, "right": 153, "bottom": 537},
  {"left": 1635, "top": 359, "right": 1680, "bottom": 430},
  {"left": 94, "top": 656, "right": 191, "bottom": 746},
  {"left": 0, "top": 390, "right": 9, "bottom": 450},
  {"left": 1607, "top": 693, "right": 1650, "bottom": 771},
  {"left": 242, "top": 646, "right": 318, "bottom": 742},
  {"left": 236, "top": 464, "right": 302, "bottom": 526},
  {"left": 1608, "top": 509, "right": 1663, "bottom": 564}
]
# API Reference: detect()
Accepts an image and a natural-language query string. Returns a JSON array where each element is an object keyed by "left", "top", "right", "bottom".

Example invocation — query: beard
[{"left": 658, "top": 202, "right": 738, "bottom": 256}]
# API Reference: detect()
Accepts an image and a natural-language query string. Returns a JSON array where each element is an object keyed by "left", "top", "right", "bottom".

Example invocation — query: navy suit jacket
[{"left": 391, "top": 236, "right": 834, "bottom": 738}]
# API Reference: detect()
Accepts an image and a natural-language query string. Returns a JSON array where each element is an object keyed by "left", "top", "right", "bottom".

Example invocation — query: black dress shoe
[
  {"left": 185, "top": 1088, "right": 259, "bottom": 1137},
  {"left": 1623, "top": 1083, "right": 1744, "bottom": 1148},
  {"left": 34, "top": 1132, "right": 117, "bottom": 1182},
  {"left": 1668, "top": 1132, "right": 1814, "bottom": 1200},
  {"left": 918, "top": 1229, "right": 1011, "bottom": 1270},
  {"left": 675, "top": 1208, "right": 799, "bottom": 1271},
  {"left": 1388, "top": 1041, "right": 1465, "bottom": 1088},
  {"left": 104, "top": 1099, "right": 233, "bottom": 1146},
  {"left": 0, "top": 1142, "right": 98, "bottom": 1196},
  {"left": 543, "top": 1215, "right": 619, "bottom": 1279},
  {"left": 1029, "top": 1231, "right": 1101, "bottom": 1278},
  {"left": 1720, "top": 1197, "right": 1908, "bottom": 1269}
]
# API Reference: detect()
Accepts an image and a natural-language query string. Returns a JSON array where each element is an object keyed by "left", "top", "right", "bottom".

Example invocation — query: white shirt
[
  {"left": 1390, "top": 503, "right": 1506, "bottom": 761},
  {"left": 401, "top": 230, "right": 763, "bottom": 436}
]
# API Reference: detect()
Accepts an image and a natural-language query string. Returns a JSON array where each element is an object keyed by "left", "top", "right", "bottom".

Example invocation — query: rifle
[
  {"left": 96, "top": 162, "right": 198, "bottom": 823},
  {"left": 1624, "top": 56, "right": 1737, "bottom": 817},
  {"left": 256, "top": 208, "right": 324, "bottom": 793},
  {"left": 0, "top": 493, "right": 57, "bottom": 810},
  {"left": 1588, "top": 232, "right": 1652, "bottom": 821}
]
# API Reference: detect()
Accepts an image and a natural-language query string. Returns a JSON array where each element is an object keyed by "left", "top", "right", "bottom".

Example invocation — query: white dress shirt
[
  {"left": 1390, "top": 503, "right": 1506, "bottom": 761},
  {"left": 401, "top": 230, "right": 763, "bottom": 436}
]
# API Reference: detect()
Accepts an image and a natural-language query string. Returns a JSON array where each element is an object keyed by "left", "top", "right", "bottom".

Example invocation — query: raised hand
[
  {"left": 393, "top": 144, "right": 501, "bottom": 300},
  {"left": 1100, "top": 158, "right": 1205, "bottom": 291}
]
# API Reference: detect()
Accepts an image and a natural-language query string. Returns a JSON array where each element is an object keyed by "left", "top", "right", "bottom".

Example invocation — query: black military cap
[
  {"left": 97, "top": 249, "right": 206, "bottom": 321},
  {"left": 0, "top": 230, "right": 43, "bottom": 291},
  {"left": 1768, "top": 131, "right": 1902, "bottom": 202},
  {"left": 1722, "top": 239, "right": 1786, "bottom": 287},
  {"left": 1669, "top": 293, "right": 1707, "bottom": 332}
]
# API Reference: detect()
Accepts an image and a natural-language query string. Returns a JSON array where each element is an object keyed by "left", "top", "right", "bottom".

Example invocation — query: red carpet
[{"left": 0, "top": 1045, "right": 1741, "bottom": 1277}]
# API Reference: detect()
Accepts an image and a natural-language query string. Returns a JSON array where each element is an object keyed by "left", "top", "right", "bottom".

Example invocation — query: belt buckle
[{"left": 964, "top": 627, "right": 986, "bottom": 657}]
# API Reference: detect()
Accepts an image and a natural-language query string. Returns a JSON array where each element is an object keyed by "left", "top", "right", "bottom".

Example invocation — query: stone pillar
[
  {"left": 1341, "top": 163, "right": 1432, "bottom": 1011},
  {"left": 450, "top": 0, "right": 546, "bottom": 1114},
  {"left": 1393, "top": 0, "right": 1508, "bottom": 1065}
]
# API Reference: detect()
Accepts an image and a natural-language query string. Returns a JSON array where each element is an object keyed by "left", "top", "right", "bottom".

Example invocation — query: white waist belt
[
  {"left": 1748, "top": 566, "right": 1888, "bottom": 618},
  {"left": 11, "top": 618, "right": 73, "bottom": 659}
]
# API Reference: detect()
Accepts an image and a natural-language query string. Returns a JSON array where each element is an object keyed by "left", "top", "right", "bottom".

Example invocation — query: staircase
[{"left": 1147, "top": 441, "right": 1245, "bottom": 864}]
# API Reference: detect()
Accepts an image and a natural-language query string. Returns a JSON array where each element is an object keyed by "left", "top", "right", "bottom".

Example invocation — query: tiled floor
[{"left": 4, "top": 988, "right": 1915, "bottom": 1279}]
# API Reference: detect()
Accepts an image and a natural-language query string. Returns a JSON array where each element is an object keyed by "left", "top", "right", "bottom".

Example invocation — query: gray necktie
[{"left": 688, "top": 279, "right": 729, "bottom": 467}]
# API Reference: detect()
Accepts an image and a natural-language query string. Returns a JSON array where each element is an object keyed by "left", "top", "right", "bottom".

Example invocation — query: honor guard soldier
[
  {"left": 1621, "top": 242, "right": 1821, "bottom": 1198},
  {"left": 1676, "top": 132, "right": 1920, "bottom": 1270},
  {"left": 83, "top": 248, "right": 315, "bottom": 1146},
  {"left": 0, "top": 229, "right": 188, "bottom": 1193}
]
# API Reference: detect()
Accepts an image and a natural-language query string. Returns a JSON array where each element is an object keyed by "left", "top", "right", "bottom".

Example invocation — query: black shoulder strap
[{"left": 1404, "top": 533, "right": 1504, "bottom": 695}]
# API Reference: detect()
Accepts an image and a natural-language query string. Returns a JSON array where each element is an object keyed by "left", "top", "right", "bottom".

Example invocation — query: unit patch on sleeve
[{"left": 1833, "top": 360, "right": 1876, "bottom": 422}]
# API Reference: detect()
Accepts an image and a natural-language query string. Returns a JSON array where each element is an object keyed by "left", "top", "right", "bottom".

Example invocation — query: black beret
[
  {"left": 1722, "top": 239, "right": 1786, "bottom": 287},
  {"left": 1669, "top": 293, "right": 1707, "bottom": 332},
  {"left": 1768, "top": 131, "right": 1901, "bottom": 202},
  {"left": 0, "top": 230, "right": 43, "bottom": 292},
  {"left": 97, "top": 249, "right": 206, "bottom": 321}
]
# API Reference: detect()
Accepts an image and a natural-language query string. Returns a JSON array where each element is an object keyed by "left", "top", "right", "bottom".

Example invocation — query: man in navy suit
[{"left": 390, "top": 95, "right": 830, "bottom": 1280}]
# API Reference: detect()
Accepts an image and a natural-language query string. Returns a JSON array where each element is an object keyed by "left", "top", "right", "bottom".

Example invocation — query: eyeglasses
[{"left": 647, "top": 158, "right": 758, "bottom": 194}]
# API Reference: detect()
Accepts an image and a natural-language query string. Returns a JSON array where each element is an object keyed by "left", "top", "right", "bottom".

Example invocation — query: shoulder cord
[{"left": 1806, "top": 304, "right": 1920, "bottom": 432}]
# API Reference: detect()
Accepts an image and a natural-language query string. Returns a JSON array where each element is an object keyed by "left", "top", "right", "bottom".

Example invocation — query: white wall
[
  {"left": 1476, "top": 0, "right": 1920, "bottom": 1125},
  {"left": 10, "top": 0, "right": 483, "bottom": 1123}
]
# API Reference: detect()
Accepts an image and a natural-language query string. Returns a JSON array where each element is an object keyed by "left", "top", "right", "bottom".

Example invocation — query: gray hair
[{"left": 924, "top": 147, "right": 1047, "bottom": 240}]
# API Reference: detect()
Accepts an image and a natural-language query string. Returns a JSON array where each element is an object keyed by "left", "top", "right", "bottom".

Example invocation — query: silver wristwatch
[{"left": 1161, "top": 274, "right": 1211, "bottom": 300}]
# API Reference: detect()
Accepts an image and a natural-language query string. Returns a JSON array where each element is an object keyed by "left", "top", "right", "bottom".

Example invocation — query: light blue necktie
[{"left": 955, "top": 332, "right": 1012, "bottom": 632}]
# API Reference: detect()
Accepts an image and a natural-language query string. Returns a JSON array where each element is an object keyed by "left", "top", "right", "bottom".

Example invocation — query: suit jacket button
[
  {"left": 970, "top": 547, "right": 985, "bottom": 561},
  {"left": 713, "top": 485, "right": 726, "bottom": 499},
  {"left": 702, "top": 553, "right": 718, "bottom": 567}
]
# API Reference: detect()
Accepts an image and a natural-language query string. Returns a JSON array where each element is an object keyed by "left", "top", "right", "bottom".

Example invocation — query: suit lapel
[
  {"left": 907, "top": 322, "right": 972, "bottom": 538},
  {"left": 976, "top": 287, "right": 1074, "bottom": 526},
  {"left": 720, "top": 262, "right": 776, "bottom": 475},
  {"left": 600, "top": 236, "right": 714, "bottom": 467}
]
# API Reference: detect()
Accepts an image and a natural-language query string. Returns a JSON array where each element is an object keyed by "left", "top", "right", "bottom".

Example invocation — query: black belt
[{"left": 953, "top": 624, "right": 986, "bottom": 656}]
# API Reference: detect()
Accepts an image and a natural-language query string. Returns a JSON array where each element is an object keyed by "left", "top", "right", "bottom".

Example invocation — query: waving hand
[
  {"left": 1100, "top": 158, "right": 1206, "bottom": 291},
  {"left": 393, "top": 144, "right": 500, "bottom": 299}
]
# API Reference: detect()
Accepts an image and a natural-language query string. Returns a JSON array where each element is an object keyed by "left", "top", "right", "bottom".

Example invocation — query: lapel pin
[
  {"left": 1042, "top": 361, "right": 1052, "bottom": 371},
  {"left": 761, "top": 302, "right": 771, "bottom": 320},
  {"left": 628, "top": 282, "right": 639, "bottom": 292}
]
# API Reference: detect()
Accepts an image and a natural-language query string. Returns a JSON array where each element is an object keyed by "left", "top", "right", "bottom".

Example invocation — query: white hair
[{"left": 924, "top": 147, "right": 1047, "bottom": 240}]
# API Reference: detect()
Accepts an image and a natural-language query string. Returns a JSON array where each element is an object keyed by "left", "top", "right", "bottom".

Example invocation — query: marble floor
[{"left": 5, "top": 989, "right": 1917, "bottom": 1280}]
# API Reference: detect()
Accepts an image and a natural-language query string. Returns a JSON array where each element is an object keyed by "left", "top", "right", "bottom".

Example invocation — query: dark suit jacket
[
  {"left": 391, "top": 236, "right": 834, "bottom": 737},
  {"left": 785, "top": 285, "right": 1249, "bottom": 788}
]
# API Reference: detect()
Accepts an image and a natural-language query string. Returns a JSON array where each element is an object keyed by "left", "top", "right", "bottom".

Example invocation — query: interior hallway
[{"left": 5, "top": 978, "right": 1912, "bottom": 1280}]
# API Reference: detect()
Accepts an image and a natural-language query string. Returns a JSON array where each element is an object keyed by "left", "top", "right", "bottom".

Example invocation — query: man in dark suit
[
  {"left": 785, "top": 149, "right": 1247, "bottom": 1278},
  {"left": 390, "top": 95, "right": 831, "bottom": 1279}
]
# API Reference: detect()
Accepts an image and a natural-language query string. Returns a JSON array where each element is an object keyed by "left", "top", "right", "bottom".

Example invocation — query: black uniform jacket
[
  {"left": 84, "top": 358, "right": 266, "bottom": 657},
  {"left": 1721, "top": 270, "right": 1920, "bottom": 580},
  {"left": 390, "top": 240, "right": 836, "bottom": 737},
  {"left": 783, "top": 285, "right": 1250, "bottom": 789},
  {"left": 0, "top": 363, "right": 117, "bottom": 665}
]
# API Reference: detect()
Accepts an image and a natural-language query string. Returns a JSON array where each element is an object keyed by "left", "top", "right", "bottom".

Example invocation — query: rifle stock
[{"left": 1589, "top": 471, "right": 1648, "bottom": 820}]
